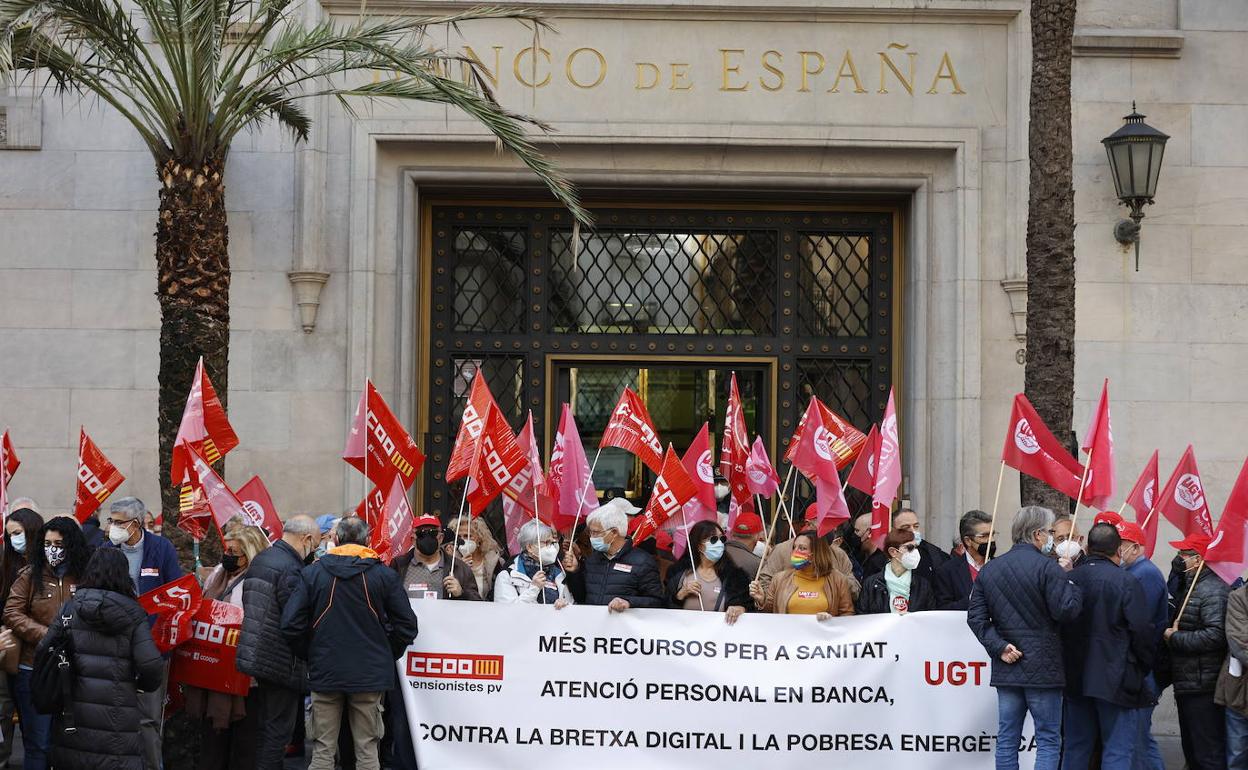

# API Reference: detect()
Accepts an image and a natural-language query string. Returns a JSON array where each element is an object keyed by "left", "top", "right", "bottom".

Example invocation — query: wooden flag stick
[
  {"left": 1069, "top": 445, "right": 1095, "bottom": 538},
  {"left": 1118, "top": 498, "right": 1130, "bottom": 516},
  {"left": 986, "top": 460, "right": 1006, "bottom": 561},
  {"left": 564, "top": 448, "right": 602, "bottom": 556},
  {"left": 684, "top": 516, "right": 705, "bottom": 612},
  {"left": 756, "top": 466, "right": 796, "bottom": 581},
  {"left": 1173, "top": 560, "right": 1206, "bottom": 630}
]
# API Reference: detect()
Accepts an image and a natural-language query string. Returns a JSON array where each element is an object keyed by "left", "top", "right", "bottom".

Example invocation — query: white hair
[
  {"left": 586, "top": 505, "right": 627, "bottom": 536},
  {"left": 517, "top": 520, "right": 554, "bottom": 550},
  {"left": 1012, "top": 505, "right": 1055, "bottom": 545},
  {"left": 6, "top": 497, "right": 39, "bottom": 516}
]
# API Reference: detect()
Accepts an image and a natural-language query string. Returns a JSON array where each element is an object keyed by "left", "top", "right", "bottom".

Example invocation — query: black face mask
[
  {"left": 416, "top": 533, "right": 441, "bottom": 556},
  {"left": 974, "top": 541, "right": 998, "bottom": 559},
  {"left": 222, "top": 554, "right": 242, "bottom": 574}
]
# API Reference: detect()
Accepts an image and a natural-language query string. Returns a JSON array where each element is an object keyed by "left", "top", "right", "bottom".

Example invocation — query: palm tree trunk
[
  {"left": 1022, "top": 0, "right": 1078, "bottom": 511},
  {"left": 155, "top": 156, "right": 230, "bottom": 535}
]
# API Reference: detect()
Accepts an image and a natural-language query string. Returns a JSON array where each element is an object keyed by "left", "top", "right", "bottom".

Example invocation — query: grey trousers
[
  {"left": 309, "top": 691, "right": 384, "bottom": 770},
  {"left": 137, "top": 661, "right": 169, "bottom": 770}
]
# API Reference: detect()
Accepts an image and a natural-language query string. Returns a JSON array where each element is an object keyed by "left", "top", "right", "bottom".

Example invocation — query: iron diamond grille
[{"left": 426, "top": 205, "right": 896, "bottom": 523}]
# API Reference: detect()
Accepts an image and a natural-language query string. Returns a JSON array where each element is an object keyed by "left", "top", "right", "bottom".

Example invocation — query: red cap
[
  {"left": 732, "top": 512, "right": 764, "bottom": 536},
  {"left": 412, "top": 514, "right": 440, "bottom": 530},
  {"left": 1093, "top": 511, "right": 1123, "bottom": 527},
  {"left": 654, "top": 530, "right": 674, "bottom": 553},
  {"left": 1169, "top": 532, "right": 1212, "bottom": 557},
  {"left": 1115, "top": 521, "right": 1146, "bottom": 545},
  {"left": 804, "top": 502, "right": 819, "bottom": 522}
]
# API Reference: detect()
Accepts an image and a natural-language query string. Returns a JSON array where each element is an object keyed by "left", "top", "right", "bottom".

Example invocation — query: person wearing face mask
[
  {"left": 1052, "top": 513, "right": 1085, "bottom": 568},
  {"left": 562, "top": 505, "right": 664, "bottom": 611},
  {"left": 0, "top": 504, "right": 42, "bottom": 769},
  {"left": 1112, "top": 521, "right": 1168, "bottom": 770},
  {"left": 759, "top": 505, "right": 860, "bottom": 600},
  {"left": 934, "top": 510, "right": 997, "bottom": 611},
  {"left": 749, "top": 530, "right": 854, "bottom": 619},
  {"left": 665, "top": 521, "right": 753, "bottom": 624},
  {"left": 3, "top": 516, "right": 90, "bottom": 770},
  {"left": 856, "top": 529, "right": 933, "bottom": 615},
  {"left": 868, "top": 508, "right": 949, "bottom": 581},
  {"left": 237, "top": 515, "right": 320, "bottom": 770},
  {"left": 494, "top": 520, "right": 573, "bottom": 607},
  {"left": 724, "top": 512, "right": 765, "bottom": 576},
  {"left": 390, "top": 515, "right": 480, "bottom": 601},
  {"left": 966, "top": 505, "right": 1082, "bottom": 770},
  {"left": 185, "top": 526, "right": 268, "bottom": 770},
  {"left": 450, "top": 517, "right": 504, "bottom": 601},
  {"left": 1164, "top": 532, "right": 1231, "bottom": 770}
]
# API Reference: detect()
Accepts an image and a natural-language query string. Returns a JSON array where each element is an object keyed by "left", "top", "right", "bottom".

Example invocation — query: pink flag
[
  {"left": 501, "top": 413, "right": 544, "bottom": 554},
  {"left": 186, "top": 446, "right": 248, "bottom": 538},
  {"left": 874, "top": 389, "right": 902, "bottom": 516},
  {"left": 745, "top": 436, "right": 780, "bottom": 497},
  {"left": 1205, "top": 458, "right": 1248, "bottom": 584},
  {"left": 548, "top": 404, "right": 597, "bottom": 533},
  {"left": 813, "top": 475, "right": 851, "bottom": 537},
  {"left": 1080, "top": 379, "right": 1115, "bottom": 509}
]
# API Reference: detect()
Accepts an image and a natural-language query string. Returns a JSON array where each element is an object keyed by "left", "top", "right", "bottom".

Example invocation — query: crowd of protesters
[{"left": 0, "top": 483, "right": 1241, "bottom": 770}]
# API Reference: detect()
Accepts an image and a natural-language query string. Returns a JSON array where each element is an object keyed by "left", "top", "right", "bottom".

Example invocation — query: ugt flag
[
  {"left": 548, "top": 404, "right": 597, "bottom": 531},
  {"left": 1001, "top": 393, "right": 1085, "bottom": 501},
  {"left": 1156, "top": 445, "right": 1215, "bottom": 539},
  {"left": 745, "top": 436, "right": 780, "bottom": 497},
  {"left": 1079, "top": 379, "right": 1115, "bottom": 509},
  {"left": 235, "top": 476, "right": 283, "bottom": 542},
  {"left": 1124, "top": 451, "right": 1160, "bottom": 557},
  {"left": 343, "top": 380, "right": 426, "bottom": 492},
  {"left": 74, "top": 428, "right": 125, "bottom": 523}
]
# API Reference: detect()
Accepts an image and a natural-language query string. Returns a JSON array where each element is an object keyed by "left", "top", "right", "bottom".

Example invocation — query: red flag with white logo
[
  {"left": 786, "top": 398, "right": 867, "bottom": 470},
  {"left": 446, "top": 371, "right": 499, "bottom": 484},
  {"left": 343, "top": 380, "right": 426, "bottom": 492},
  {"left": 466, "top": 404, "right": 527, "bottom": 517},
  {"left": 1156, "top": 445, "right": 1215, "bottom": 539},
  {"left": 235, "top": 477, "right": 283, "bottom": 543},
  {"left": 138, "top": 574, "right": 203, "bottom": 654},
  {"left": 187, "top": 446, "right": 249, "bottom": 537},
  {"left": 681, "top": 423, "right": 716, "bottom": 512},
  {"left": 813, "top": 475, "right": 852, "bottom": 537},
  {"left": 874, "top": 389, "right": 902, "bottom": 515},
  {"left": 600, "top": 388, "right": 664, "bottom": 473},
  {"left": 1001, "top": 394, "right": 1086, "bottom": 500},
  {"left": 846, "top": 424, "right": 880, "bottom": 496},
  {"left": 1080, "top": 379, "right": 1115, "bottom": 509},
  {"left": 633, "top": 446, "right": 700, "bottom": 544},
  {"left": 789, "top": 400, "right": 844, "bottom": 484},
  {"left": 720, "top": 374, "right": 755, "bottom": 518},
  {"left": 170, "top": 358, "right": 239, "bottom": 486},
  {"left": 353, "top": 484, "right": 386, "bottom": 527},
  {"left": 1125, "top": 450, "right": 1161, "bottom": 557},
  {"left": 745, "top": 436, "right": 780, "bottom": 497},
  {"left": 548, "top": 404, "right": 597, "bottom": 532},
  {"left": 74, "top": 428, "right": 125, "bottom": 523},
  {"left": 375, "top": 475, "right": 414, "bottom": 564},
  {"left": 1206, "top": 458, "right": 1248, "bottom": 584}
]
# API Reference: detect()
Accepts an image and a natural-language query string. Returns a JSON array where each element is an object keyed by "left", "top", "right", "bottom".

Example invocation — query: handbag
[{"left": 31, "top": 609, "right": 75, "bottom": 730}]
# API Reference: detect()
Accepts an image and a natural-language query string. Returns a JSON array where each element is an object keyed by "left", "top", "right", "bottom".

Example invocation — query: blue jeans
[
  {"left": 996, "top": 686, "right": 1062, "bottom": 770},
  {"left": 1061, "top": 694, "right": 1140, "bottom": 770},
  {"left": 1228, "top": 708, "right": 1248, "bottom": 770},
  {"left": 1134, "top": 702, "right": 1166, "bottom": 770},
  {"left": 14, "top": 668, "right": 51, "bottom": 770}
]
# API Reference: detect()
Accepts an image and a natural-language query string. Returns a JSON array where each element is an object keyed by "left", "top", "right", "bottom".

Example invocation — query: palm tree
[
  {"left": 1023, "top": 0, "right": 1078, "bottom": 512},
  {"left": 0, "top": 0, "right": 588, "bottom": 523}
]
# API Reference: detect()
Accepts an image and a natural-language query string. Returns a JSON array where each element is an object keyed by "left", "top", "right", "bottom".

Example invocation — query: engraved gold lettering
[
  {"left": 877, "top": 42, "right": 916, "bottom": 95},
  {"left": 514, "top": 46, "right": 552, "bottom": 88},
  {"left": 566, "top": 47, "right": 607, "bottom": 89},
  {"left": 760, "top": 50, "right": 784, "bottom": 92},
  {"left": 828, "top": 50, "right": 867, "bottom": 93},
  {"left": 462, "top": 45, "right": 503, "bottom": 88},
  {"left": 670, "top": 63, "right": 693, "bottom": 91},
  {"left": 720, "top": 48, "right": 749, "bottom": 91},
  {"left": 798, "top": 51, "right": 825, "bottom": 92},
  {"left": 635, "top": 62, "right": 660, "bottom": 90},
  {"left": 926, "top": 51, "right": 966, "bottom": 94}
]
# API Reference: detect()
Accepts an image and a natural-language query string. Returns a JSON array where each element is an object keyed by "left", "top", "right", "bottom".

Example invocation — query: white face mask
[
  {"left": 1055, "top": 540, "right": 1082, "bottom": 560},
  {"left": 752, "top": 541, "right": 767, "bottom": 558},
  {"left": 911, "top": 531, "right": 923, "bottom": 546},
  {"left": 458, "top": 539, "right": 477, "bottom": 557},
  {"left": 899, "top": 549, "right": 922, "bottom": 571},
  {"left": 108, "top": 524, "right": 130, "bottom": 546},
  {"left": 714, "top": 484, "right": 730, "bottom": 501},
  {"left": 538, "top": 544, "right": 559, "bottom": 566}
]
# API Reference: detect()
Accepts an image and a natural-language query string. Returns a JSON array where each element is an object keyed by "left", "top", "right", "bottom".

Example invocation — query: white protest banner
[{"left": 398, "top": 603, "right": 1037, "bottom": 769}]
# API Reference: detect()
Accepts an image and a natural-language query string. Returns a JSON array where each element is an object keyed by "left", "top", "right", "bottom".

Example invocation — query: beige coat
[
  {"left": 760, "top": 568, "right": 855, "bottom": 616},
  {"left": 1216, "top": 586, "right": 1248, "bottom": 716},
  {"left": 760, "top": 539, "right": 860, "bottom": 599}
]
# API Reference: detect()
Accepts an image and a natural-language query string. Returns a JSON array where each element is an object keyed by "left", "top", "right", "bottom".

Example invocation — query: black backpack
[{"left": 32, "top": 609, "right": 75, "bottom": 729}]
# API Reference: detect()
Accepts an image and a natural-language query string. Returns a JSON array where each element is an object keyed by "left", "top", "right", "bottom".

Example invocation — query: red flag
[
  {"left": 375, "top": 475, "right": 414, "bottom": 565},
  {"left": 177, "top": 480, "right": 212, "bottom": 542},
  {"left": 466, "top": 404, "right": 527, "bottom": 516},
  {"left": 745, "top": 436, "right": 780, "bottom": 497},
  {"left": 1, "top": 431, "right": 17, "bottom": 487},
  {"left": 354, "top": 484, "right": 386, "bottom": 526},
  {"left": 138, "top": 574, "right": 203, "bottom": 654},
  {"left": 720, "top": 374, "right": 755, "bottom": 517},
  {"left": 874, "top": 389, "right": 902, "bottom": 514},
  {"left": 170, "top": 358, "right": 239, "bottom": 486},
  {"left": 1206, "top": 458, "right": 1248, "bottom": 584},
  {"left": 846, "top": 424, "right": 881, "bottom": 495},
  {"left": 548, "top": 404, "right": 597, "bottom": 532},
  {"left": 74, "top": 428, "right": 125, "bottom": 523},
  {"left": 502, "top": 413, "right": 549, "bottom": 554},
  {"left": 446, "top": 371, "right": 499, "bottom": 483},
  {"left": 680, "top": 423, "right": 717, "bottom": 512},
  {"left": 1080, "top": 379, "right": 1115, "bottom": 509},
  {"left": 789, "top": 400, "right": 845, "bottom": 484},
  {"left": 813, "top": 476, "right": 852, "bottom": 537},
  {"left": 600, "top": 388, "right": 663, "bottom": 473},
  {"left": 186, "top": 446, "right": 248, "bottom": 537},
  {"left": 1156, "top": 445, "right": 1215, "bottom": 539},
  {"left": 235, "top": 477, "right": 283, "bottom": 543},
  {"left": 1125, "top": 451, "right": 1161, "bottom": 558},
  {"left": 1001, "top": 394, "right": 1086, "bottom": 500},
  {"left": 343, "top": 380, "right": 426, "bottom": 492},
  {"left": 786, "top": 399, "right": 867, "bottom": 470},
  {"left": 633, "top": 446, "right": 700, "bottom": 544}
]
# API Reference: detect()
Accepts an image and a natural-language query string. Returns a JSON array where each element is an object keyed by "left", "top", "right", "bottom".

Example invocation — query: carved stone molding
[
  {"left": 288, "top": 270, "right": 331, "bottom": 333},
  {"left": 1073, "top": 28, "right": 1183, "bottom": 59},
  {"left": 1000, "top": 277, "right": 1028, "bottom": 346}
]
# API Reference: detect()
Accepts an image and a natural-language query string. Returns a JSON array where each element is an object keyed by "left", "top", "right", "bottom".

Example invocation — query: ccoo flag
[
  {"left": 73, "top": 428, "right": 125, "bottom": 523},
  {"left": 1080, "top": 380, "right": 1115, "bottom": 509},
  {"left": 601, "top": 388, "right": 664, "bottom": 473},
  {"left": 235, "top": 476, "right": 284, "bottom": 543},
  {"left": 343, "top": 380, "right": 426, "bottom": 492},
  {"left": 1001, "top": 394, "right": 1086, "bottom": 501},
  {"left": 633, "top": 445, "right": 700, "bottom": 544},
  {"left": 466, "top": 404, "right": 528, "bottom": 517},
  {"left": 138, "top": 574, "right": 203, "bottom": 654},
  {"left": 376, "top": 475, "right": 415, "bottom": 565},
  {"left": 1124, "top": 450, "right": 1161, "bottom": 557},
  {"left": 447, "top": 370, "right": 500, "bottom": 483},
  {"left": 170, "top": 358, "right": 239, "bottom": 486},
  {"left": 1156, "top": 445, "right": 1215, "bottom": 539}
]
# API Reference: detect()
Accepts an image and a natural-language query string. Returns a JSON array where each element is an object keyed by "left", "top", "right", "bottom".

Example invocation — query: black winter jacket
[
  {"left": 933, "top": 555, "right": 978, "bottom": 611},
  {"left": 237, "top": 540, "right": 308, "bottom": 690},
  {"left": 564, "top": 539, "right": 665, "bottom": 608},
  {"left": 281, "top": 546, "right": 419, "bottom": 693},
  {"left": 1167, "top": 566, "right": 1230, "bottom": 695},
  {"left": 967, "top": 543, "right": 1083, "bottom": 688},
  {"left": 855, "top": 568, "right": 934, "bottom": 615},
  {"left": 40, "top": 588, "right": 164, "bottom": 770},
  {"left": 1061, "top": 555, "right": 1156, "bottom": 707},
  {"left": 664, "top": 560, "right": 754, "bottom": 612}
]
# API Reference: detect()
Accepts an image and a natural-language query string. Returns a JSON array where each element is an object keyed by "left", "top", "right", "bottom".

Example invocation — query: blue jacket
[
  {"left": 106, "top": 532, "right": 183, "bottom": 597},
  {"left": 967, "top": 543, "right": 1083, "bottom": 688},
  {"left": 1127, "top": 556, "right": 1170, "bottom": 655},
  {"left": 1061, "top": 555, "right": 1155, "bottom": 707},
  {"left": 933, "top": 555, "right": 978, "bottom": 611}
]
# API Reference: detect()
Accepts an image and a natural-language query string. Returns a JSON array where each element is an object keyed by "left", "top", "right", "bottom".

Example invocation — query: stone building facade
[{"left": 0, "top": 0, "right": 1244, "bottom": 575}]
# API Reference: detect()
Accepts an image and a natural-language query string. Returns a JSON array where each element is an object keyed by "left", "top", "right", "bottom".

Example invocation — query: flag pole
[
  {"left": 1141, "top": 505, "right": 1159, "bottom": 531},
  {"left": 1069, "top": 445, "right": 1095, "bottom": 538},
  {"left": 684, "top": 516, "right": 705, "bottom": 612},
  {"left": 565, "top": 448, "right": 602, "bottom": 557},
  {"left": 757, "top": 469, "right": 797, "bottom": 581},
  {"left": 776, "top": 466, "right": 797, "bottom": 541},
  {"left": 986, "top": 460, "right": 1006, "bottom": 561},
  {"left": 1173, "top": 560, "right": 1206, "bottom": 630},
  {"left": 532, "top": 477, "right": 545, "bottom": 605}
]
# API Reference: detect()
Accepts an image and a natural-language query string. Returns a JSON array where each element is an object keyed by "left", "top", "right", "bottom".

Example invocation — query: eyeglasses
[
  {"left": 704, "top": 536, "right": 725, "bottom": 545},
  {"left": 900, "top": 543, "right": 920, "bottom": 552},
  {"left": 414, "top": 527, "right": 440, "bottom": 537}
]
